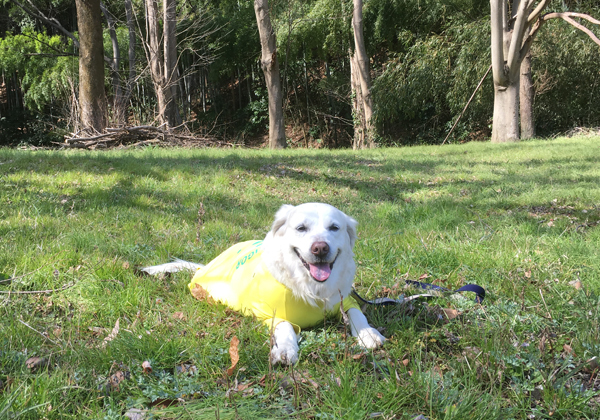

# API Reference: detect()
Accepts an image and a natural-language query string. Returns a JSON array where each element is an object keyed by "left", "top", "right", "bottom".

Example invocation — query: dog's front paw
[
  {"left": 270, "top": 343, "right": 299, "bottom": 365},
  {"left": 357, "top": 327, "right": 386, "bottom": 349}
]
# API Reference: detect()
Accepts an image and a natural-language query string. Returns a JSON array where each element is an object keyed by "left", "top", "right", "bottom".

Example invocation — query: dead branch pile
[{"left": 59, "top": 125, "right": 232, "bottom": 149}]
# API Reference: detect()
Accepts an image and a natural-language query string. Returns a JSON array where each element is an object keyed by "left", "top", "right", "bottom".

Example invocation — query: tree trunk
[
  {"left": 145, "top": 0, "right": 169, "bottom": 126},
  {"left": 351, "top": 0, "right": 374, "bottom": 148},
  {"left": 520, "top": 49, "right": 535, "bottom": 139},
  {"left": 124, "top": 0, "right": 136, "bottom": 122},
  {"left": 76, "top": 0, "right": 108, "bottom": 133},
  {"left": 254, "top": 0, "right": 286, "bottom": 149},
  {"left": 492, "top": 81, "right": 520, "bottom": 143},
  {"left": 350, "top": 50, "right": 365, "bottom": 150},
  {"left": 163, "top": 0, "right": 181, "bottom": 127},
  {"left": 101, "top": 3, "right": 125, "bottom": 125}
]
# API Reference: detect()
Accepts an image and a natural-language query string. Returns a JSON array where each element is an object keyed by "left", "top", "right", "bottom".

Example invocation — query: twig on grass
[
  {"left": 18, "top": 318, "right": 60, "bottom": 346},
  {"left": 0, "top": 253, "right": 67, "bottom": 284},
  {"left": 0, "top": 282, "right": 75, "bottom": 294},
  {"left": 539, "top": 288, "right": 552, "bottom": 320}
]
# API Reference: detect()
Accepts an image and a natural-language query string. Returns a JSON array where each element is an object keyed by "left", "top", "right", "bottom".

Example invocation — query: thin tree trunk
[
  {"left": 124, "top": 0, "right": 136, "bottom": 124},
  {"left": 351, "top": 0, "right": 374, "bottom": 148},
  {"left": 254, "top": 0, "right": 286, "bottom": 149},
  {"left": 163, "top": 0, "right": 181, "bottom": 127},
  {"left": 76, "top": 0, "right": 108, "bottom": 133},
  {"left": 350, "top": 50, "right": 365, "bottom": 150},
  {"left": 201, "top": 68, "right": 206, "bottom": 113},
  {"left": 145, "top": 0, "right": 168, "bottom": 125},
  {"left": 101, "top": 3, "right": 124, "bottom": 125},
  {"left": 520, "top": 49, "right": 535, "bottom": 139}
]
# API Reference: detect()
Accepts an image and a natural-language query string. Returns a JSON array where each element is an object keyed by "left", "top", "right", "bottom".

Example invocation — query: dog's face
[{"left": 262, "top": 203, "right": 358, "bottom": 307}]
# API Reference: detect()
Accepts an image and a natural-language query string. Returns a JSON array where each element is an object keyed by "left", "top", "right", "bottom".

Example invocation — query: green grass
[{"left": 1, "top": 136, "right": 599, "bottom": 419}]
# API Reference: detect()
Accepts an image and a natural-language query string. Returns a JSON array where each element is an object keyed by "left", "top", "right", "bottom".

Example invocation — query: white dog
[{"left": 142, "top": 203, "right": 385, "bottom": 364}]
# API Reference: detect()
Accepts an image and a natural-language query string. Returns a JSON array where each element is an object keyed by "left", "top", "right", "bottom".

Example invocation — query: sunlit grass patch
[{"left": 1, "top": 136, "right": 599, "bottom": 418}]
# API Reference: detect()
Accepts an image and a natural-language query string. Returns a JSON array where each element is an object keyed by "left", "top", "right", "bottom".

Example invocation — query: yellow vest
[{"left": 188, "top": 240, "right": 360, "bottom": 332}]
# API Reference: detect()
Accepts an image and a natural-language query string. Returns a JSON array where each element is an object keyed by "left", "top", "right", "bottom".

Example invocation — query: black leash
[{"left": 351, "top": 280, "right": 485, "bottom": 306}]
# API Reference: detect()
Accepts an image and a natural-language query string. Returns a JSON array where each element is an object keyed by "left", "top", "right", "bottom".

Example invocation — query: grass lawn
[{"left": 1, "top": 136, "right": 599, "bottom": 419}]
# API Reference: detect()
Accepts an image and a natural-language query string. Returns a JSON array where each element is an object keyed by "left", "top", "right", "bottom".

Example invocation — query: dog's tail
[{"left": 140, "top": 258, "right": 204, "bottom": 275}]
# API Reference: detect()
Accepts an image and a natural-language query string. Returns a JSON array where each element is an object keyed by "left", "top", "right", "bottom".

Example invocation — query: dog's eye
[
  {"left": 296, "top": 225, "right": 307, "bottom": 232},
  {"left": 328, "top": 224, "right": 340, "bottom": 232}
]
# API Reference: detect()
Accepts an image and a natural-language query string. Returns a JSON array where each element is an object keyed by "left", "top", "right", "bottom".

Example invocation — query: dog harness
[{"left": 188, "top": 240, "right": 361, "bottom": 333}]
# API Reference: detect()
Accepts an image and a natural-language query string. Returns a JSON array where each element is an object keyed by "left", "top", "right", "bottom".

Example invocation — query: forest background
[{"left": 0, "top": 0, "right": 599, "bottom": 148}]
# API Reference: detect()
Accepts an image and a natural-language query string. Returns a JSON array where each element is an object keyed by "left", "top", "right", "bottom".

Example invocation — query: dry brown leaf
[
  {"left": 190, "top": 284, "right": 213, "bottom": 303},
  {"left": 226, "top": 336, "right": 240, "bottom": 376},
  {"left": 442, "top": 308, "right": 460, "bottom": 320},
  {"left": 418, "top": 273, "right": 430, "bottom": 280},
  {"left": 176, "top": 363, "right": 198, "bottom": 375},
  {"left": 101, "top": 319, "right": 120, "bottom": 348},
  {"left": 524, "top": 270, "right": 532, "bottom": 278},
  {"left": 25, "top": 356, "right": 49, "bottom": 372},
  {"left": 568, "top": 279, "right": 582, "bottom": 290},
  {"left": 142, "top": 360, "right": 152, "bottom": 374},
  {"left": 237, "top": 382, "right": 253, "bottom": 392},
  {"left": 172, "top": 312, "right": 185, "bottom": 320},
  {"left": 122, "top": 261, "right": 130, "bottom": 269},
  {"left": 401, "top": 359, "right": 410, "bottom": 367},
  {"left": 124, "top": 408, "right": 146, "bottom": 420},
  {"left": 463, "top": 346, "right": 481, "bottom": 359},
  {"left": 108, "top": 371, "right": 127, "bottom": 391},
  {"left": 563, "top": 344, "right": 575, "bottom": 356}
]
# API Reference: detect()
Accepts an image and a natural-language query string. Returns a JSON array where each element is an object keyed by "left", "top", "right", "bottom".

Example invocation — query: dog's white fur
[{"left": 142, "top": 203, "right": 385, "bottom": 364}]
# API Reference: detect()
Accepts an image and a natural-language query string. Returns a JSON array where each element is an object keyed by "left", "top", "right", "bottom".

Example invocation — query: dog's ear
[
  {"left": 345, "top": 215, "right": 358, "bottom": 248},
  {"left": 271, "top": 204, "right": 294, "bottom": 235}
]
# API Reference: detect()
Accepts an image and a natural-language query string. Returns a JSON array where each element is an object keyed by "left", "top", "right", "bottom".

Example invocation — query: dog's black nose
[{"left": 311, "top": 241, "right": 329, "bottom": 257}]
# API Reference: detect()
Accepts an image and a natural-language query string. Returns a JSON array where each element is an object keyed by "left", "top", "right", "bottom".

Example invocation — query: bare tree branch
[
  {"left": 522, "top": 11, "right": 600, "bottom": 59},
  {"left": 507, "top": 0, "right": 535, "bottom": 77},
  {"left": 490, "top": 0, "right": 508, "bottom": 85},
  {"left": 527, "top": 0, "right": 551, "bottom": 24},
  {"left": 543, "top": 12, "right": 600, "bottom": 46},
  {"left": 10, "top": 0, "right": 80, "bottom": 48}
]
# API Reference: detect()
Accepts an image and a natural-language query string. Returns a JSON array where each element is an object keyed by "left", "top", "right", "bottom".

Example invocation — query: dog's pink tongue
[{"left": 309, "top": 263, "right": 331, "bottom": 281}]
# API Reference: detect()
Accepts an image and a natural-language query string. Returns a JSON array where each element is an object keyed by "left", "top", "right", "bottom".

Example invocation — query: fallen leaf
[
  {"left": 108, "top": 370, "right": 128, "bottom": 391},
  {"left": 172, "top": 312, "right": 185, "bottom": 320},
  {"left": 149, "top": 398, "right": 179, "bottom": 408},
  {"left": 297, "top": 371, "right": 320, "bottom": 389},
  {"left": 191, "top": 284, "right": 213, "bottom": 303},
  {"left": 101, "top": 319, "right": 120, "bottom": 348},
  {"left": 586, "top": 356, "right": 599, "bottom": 371},
  {"left": 418, "top": 273, "right": 430, "bottom": 280},
  {"left": 176, "top": 363, "right": 198, "bottom": 375},
  {"left": 226, "top": 336, "right": 240, "bottom": 376},
  {"left": 547, "top": 221, "right": 554, "bottom": 227},
  {"left": 462, "top": 346, "right": 481, "bottom": 359},
  {"left": 524, "top": 270, "right": 531, "bottom": 278},
  {"left": 236, "top": 382, "right": 253, "bottom": 392},
  {"left": 124, "top": 408, "right": 146, "bottom": 420},
  {"left": 563, "top": 344, "right": 575, "bottom": 356},
  {"left": 122, "top": 261, "right": 130, "bottom": 269},
  {"left": 442, "top": 308, "right": 460, "bottom": 320},
  {"left": 401, "top": 359, "right": 410, "bottom": 367},
  {"left": 568, "top": 279, "right": 582, "bottom": 290},
  {"left": 25, "top": 356, "right": 49, "bottom": 372},
  {"left": 142, "top": 360, "right": 152, "bottom": 374}
]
